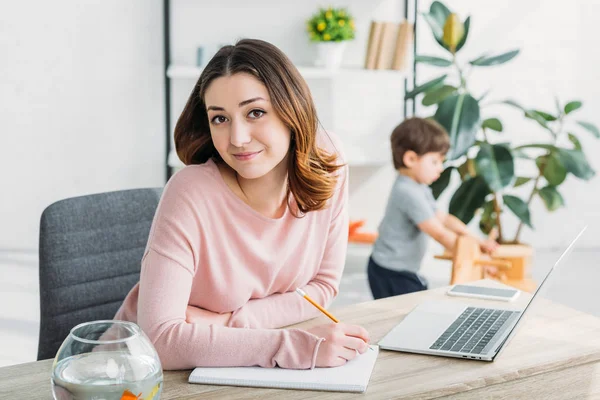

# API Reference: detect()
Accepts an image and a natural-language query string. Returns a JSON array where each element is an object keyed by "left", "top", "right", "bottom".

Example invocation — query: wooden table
[{"left": 2, "top": 280, "right": 600, "bottom": 399}]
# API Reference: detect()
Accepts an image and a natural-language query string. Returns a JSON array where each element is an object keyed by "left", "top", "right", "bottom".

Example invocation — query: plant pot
[
  {"left": 493, "top": 243, "right": 533, "bottom": 280},
  {"left": 314, "top": 41, "right": 347, "bottom": 69},
  {"left": 491, "top": 243, "right": 537, "bottom": 292}
]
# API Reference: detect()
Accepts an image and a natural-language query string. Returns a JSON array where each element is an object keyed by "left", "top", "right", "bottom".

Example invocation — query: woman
[{"left": 114, "top": 39, "right": 369, "bottom": 370}]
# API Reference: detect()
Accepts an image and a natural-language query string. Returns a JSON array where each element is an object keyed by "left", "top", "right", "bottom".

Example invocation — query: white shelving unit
[{"left": 167, "top": 64, "right": 405, "bottom": 80}]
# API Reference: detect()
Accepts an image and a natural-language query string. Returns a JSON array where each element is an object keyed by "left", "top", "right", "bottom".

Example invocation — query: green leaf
[
  {"left": 455, "top": 16, "right": 470, "bottom": 53},
  {"left": 434, "top": 93, "right": 481, "bottom": 160},
  {"left": 524, "top": 110, "right": 551, "bottom": 130},
  {"left": 514, "top": 177, "right": 532, "bottom": 187},
  {"left": 576, "top": 121, "right": 600, "bottom": 138},
  {"left": 422, "top": 14, "right": 447, "bottom": 50},
  {"left": 503, "top": 195, "right": 532, "bottom": 228},
  {"left": 536, "top": 154, "right": 567, "bottom": 186},
  {"left": 501, "top": 100, "right": 550, "bottom": 129},
  {"left": 479, "top": 200, "right": 496, "bottom": 235},
  {"left": 429, "top": 1, "right": 452, "bottom": 31},
  {"left": 512, "top": 148, "right": 534, "bottom": 159},
  {"left": 538, "top": 185, "right": 565, "bottom": 211},
  {"left": 564, "top": 101, "right": 582, "bottom": 115},
  {"left": 449, "top": 176, "right": 491, "bottom": 224},
  {"left": 422, "top": 85, "right": 457, "bottom": 106},
  {"left": 457, "top": 158, "right": 475, "bottom": 179},
  {"left": 404, "top": 75, "right": 447, "bottom": 100},
  {"left": 568, "top": 133, "right": 582, "bottom": 150},
  {"left": 423, "top": 2, "right": 452, "bottom": 51},
  {"left": 415, "top": 55, "right": 453, "bottom": 67},
  {"left": 513, "top": 143, "right": 557, "bottom": 152},
  {"left": 556, "top": 148, "right": 595, "bottom": 180},
  {"left": 532, "top": 110, "right": 557, "bottom": 121},
  {"left": 475, "top": 143, "right": 515, "bottom": 192},
  {"left": 469, "top": 53, "right": 489, "bottom": 65},
  {"left": 482, "top": 118, "right": 503, "bottom": 132},
  {"left": 430, "top": 166, "right": 454, "bottom": 199},
  {"left": 500, "top": 99, "right": 524, "bottom": 110},
  {"left": 469, "top": 50, "right": 520, "bottom": 66}
]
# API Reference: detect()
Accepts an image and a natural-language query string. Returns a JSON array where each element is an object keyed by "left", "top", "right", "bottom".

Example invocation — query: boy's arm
[
  {"left": 436, "top": 210, "right": 470, "bottom": 236},
  {"left": 435, "top": 211, "right": 498, "bottom": 254},
  {"left": 417, "top": 216, "right": 458, "bottom": 251}
]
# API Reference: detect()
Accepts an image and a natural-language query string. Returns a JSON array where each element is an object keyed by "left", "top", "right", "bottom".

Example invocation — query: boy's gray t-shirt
[{"left": 371, "top": 174, "right": 437, "bottom": 274}]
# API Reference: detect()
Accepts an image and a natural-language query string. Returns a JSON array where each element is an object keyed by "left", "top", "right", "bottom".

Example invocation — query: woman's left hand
[{"left": 185, "top": 305, "right": 232, "bottom": 326}]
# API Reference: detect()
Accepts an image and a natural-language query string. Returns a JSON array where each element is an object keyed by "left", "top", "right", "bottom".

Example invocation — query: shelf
[{"left": 167, "top": 65, "right": 405, "bottom": 80}]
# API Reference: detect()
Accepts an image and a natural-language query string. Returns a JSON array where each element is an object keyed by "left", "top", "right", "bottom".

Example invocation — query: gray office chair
[{"left": 37, "top": 188, "right": 162, "bottom": 360}]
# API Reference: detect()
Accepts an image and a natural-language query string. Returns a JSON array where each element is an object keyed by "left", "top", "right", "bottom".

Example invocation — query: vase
[
  {"left": 314, "top": 41, "right": 347, "bottom": 69},
  {"left": 51, "top": 320, "right": 163, "bottom": 400}
]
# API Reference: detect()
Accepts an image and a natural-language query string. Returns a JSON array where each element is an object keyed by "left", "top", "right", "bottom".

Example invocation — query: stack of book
[{"left": 364, "top": 20, "right": 414, "bottom": 71}]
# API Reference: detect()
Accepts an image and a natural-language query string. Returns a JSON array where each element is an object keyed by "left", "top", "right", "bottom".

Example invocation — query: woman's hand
[
  {"left": 306, "top": 323, "right": 370, "bottom": 367},
  {"left": 185, "top": 305, "right": 232, "bottom": 326}
]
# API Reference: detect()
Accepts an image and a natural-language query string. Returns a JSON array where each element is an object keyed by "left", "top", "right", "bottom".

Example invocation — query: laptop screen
[{"left": 494, "top": 225, "right": 587, "bottom": 356}]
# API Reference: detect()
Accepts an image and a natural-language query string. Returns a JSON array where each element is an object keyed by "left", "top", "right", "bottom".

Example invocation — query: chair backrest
[
  {"left": 37, "top": 188, "right": 162, "bottom": 360},
  {"left": 450, "top": 236, "right": 483, "bottom": 285}
]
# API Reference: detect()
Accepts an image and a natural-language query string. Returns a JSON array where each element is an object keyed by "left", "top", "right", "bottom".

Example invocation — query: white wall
[
  {"left": 4, "top": 0, "right": 595, "bottom": 253},
  {"left": 0, "top": 1, "right": 165, "bottom": 251},
  {"left": 417, "top": 0, "right": 600, "bottom": 249}
]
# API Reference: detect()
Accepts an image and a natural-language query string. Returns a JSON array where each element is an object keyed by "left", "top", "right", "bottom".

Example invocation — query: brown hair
[
  {"left": 391, "top": 117, "right": 450, "bottom": 169},
  {"left": 174, "top": 38, "right": 342, "bottom": 215}
]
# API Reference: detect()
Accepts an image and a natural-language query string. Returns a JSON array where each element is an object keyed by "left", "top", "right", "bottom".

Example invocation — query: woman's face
[{"left": 204, "top": 72, "right": 291, "bottom": 180}]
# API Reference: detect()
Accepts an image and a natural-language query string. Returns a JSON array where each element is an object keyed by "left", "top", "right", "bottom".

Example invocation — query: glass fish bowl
[{"left": 51, "top": 320, "right": 163, "bottom": 400}]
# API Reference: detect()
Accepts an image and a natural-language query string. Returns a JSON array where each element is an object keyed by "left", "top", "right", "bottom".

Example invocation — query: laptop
[{"left": 378, "top": 226, "right": 587, "bottom": 361}]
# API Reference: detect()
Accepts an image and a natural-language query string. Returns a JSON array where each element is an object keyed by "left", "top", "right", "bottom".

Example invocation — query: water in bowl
[{"left": 51, "top": 351, "right": 162, "bottom": 400}]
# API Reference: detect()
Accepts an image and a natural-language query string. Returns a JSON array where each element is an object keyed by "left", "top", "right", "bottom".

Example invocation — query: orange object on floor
[{"left": 348, "top": 219, "right": 378, "bottom": 244}]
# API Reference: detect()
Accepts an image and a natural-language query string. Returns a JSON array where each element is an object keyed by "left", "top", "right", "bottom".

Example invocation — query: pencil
[{"left": 295, "top": 288, "right": 339, "bottom": 323}]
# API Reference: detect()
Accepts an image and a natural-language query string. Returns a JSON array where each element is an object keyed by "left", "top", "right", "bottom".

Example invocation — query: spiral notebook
[{"left": 189, "top": 345, "right": 379, "bottom": 393}]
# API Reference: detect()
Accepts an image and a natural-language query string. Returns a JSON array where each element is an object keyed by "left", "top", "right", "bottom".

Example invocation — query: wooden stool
[{"left": 436, "top": 236, "right": 536, "bottom": 293}]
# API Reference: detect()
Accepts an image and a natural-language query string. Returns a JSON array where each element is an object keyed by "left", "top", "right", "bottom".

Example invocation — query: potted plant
[
  {"left": 306, "top": 7, "right": 355, "bottom": 69},
  {"left": 407, "top": 1, "right": 599, "bottom": 280}
]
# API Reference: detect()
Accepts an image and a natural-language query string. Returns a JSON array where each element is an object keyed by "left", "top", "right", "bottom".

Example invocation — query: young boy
[{"left": 368, "top": 117, "right": 498, "bottom": 300}]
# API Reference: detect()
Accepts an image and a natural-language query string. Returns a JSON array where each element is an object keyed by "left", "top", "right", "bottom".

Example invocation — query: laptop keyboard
[{"left": 429, "top": 307, "right": 520, "bottom": 354}]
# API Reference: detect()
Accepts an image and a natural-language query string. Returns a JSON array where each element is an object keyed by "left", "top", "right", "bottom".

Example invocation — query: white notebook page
[{"left": 189, "top": 345, "right": 379, "bottom": 393}]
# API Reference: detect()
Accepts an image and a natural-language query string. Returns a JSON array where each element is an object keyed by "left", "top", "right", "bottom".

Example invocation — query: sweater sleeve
[
  {"left": 137, "top": 249, "right": 323, "bottom": 370},
  {"left": 136, "top": 170, "right": 323, "bottom": 370},
  {"left": 227, "top": 164, "right": 349, "bottom": 329}
]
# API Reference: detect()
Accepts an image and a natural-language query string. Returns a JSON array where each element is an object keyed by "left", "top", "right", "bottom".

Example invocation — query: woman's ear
[{"left": 403, "top": 150, "right": 419, "bottom": 168}]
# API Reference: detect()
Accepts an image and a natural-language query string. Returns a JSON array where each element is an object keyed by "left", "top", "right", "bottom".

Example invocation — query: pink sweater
[{"left": 114, "top": 138, "right": 348, "bottom": 370}]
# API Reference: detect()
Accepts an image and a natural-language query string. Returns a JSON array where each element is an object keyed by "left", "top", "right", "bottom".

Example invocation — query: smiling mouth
[{"left": 233, "top": 150, "right": 262, "bottom": 160}]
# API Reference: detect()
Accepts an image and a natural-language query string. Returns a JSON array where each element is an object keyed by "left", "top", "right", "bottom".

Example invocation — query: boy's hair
[{"left": 390, "top": 117, "right": 450, "bottom": 169}]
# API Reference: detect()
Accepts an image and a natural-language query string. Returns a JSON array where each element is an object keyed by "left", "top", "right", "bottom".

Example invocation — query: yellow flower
[
  {"left": 338, "top": 19, "right": 345, "bottom": 27},
  {"left": 325, "top": 10, "right": 333, "bottom": 19},
  {"left": 323, "top": 33, "right": 331, "bottom": 41},
  {"left": 339, "top": 10, "right": 345, "bottom": 17},
  {"left": 350, "top": 19, "right": 355, "bottom": 29},
  {"left": 317, "top": 22, "right": 326, "bottom": 32}
]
